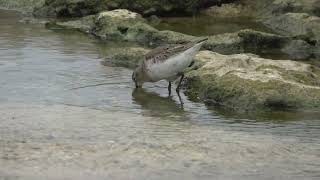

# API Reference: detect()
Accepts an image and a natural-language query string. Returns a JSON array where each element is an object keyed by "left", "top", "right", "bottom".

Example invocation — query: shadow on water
[{"left": 132, "top": 88, "right": 187, "bottom": 120}]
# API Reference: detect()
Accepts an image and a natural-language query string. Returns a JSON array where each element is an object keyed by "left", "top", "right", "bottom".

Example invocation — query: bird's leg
[
  {"left": 176, "top": 73, "right": 185, "bottom": 105},
  {"left": 176, "top": 72, "right": 185, "bottom": 93},
  {"left": 168, "top": 81, "right": 172, "bottom": 96},
  {"left": 177, "top": 91, "right": 184, "bottom": 107}
]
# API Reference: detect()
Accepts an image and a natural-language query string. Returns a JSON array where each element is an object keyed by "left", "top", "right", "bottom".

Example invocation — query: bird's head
[{"left": 132, "top": 66, "right": 144, "bottom": 88}]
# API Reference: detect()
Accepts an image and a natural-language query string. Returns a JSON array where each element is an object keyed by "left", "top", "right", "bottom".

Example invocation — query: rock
[
  {"left": 256, "top": 0, "right": 320, "bottom": 17},
  {"left": 237, "top": 1, "right": 320, "bottom": 44},
  {"left": 204, "top": 29, "right": 290, "bottom": 55},
  {"left": 51, "top": 10, "right": 294, "bottom": 56},
  {"left": 281, "top": 40, "right": 314, "bottom": 60},
  {"left": 263, "top": 13, "right": 320, "bottom": 58},
  {"left": 101, "top": 47, "right": 149, "bottom": 69},
  {"left": 0, "top": 0, "right": 45, "bottom": 12},
  {"left": 93, "top": 9, "right": 150, "bottom": 41},
  {"left": 204, "top": 33, "right": 242, "bottom": 54},
  {"left": 148, "top": 15, "right": 161, "bottom": 26},
  {"left": 54, "top": 15, "right": 96, "bottom": 33},
  {"left": 52, "top": 9, "right": 320, "bottom": 61},
  {"left": 202, "top": 3, "right": 253, "bottom": 18},
  {"left": 264, "top": 13, "right": 320, "bottom": 41},
  {"left": 184, "top": 51, "right": 320, "bottom": 111},
  {"left": 34, "top": 0, "right": 238, "bottom": 17},
  {"left": 52, "top": 9, "right": 195, "bottom": 46},
  {"left": 34, "top": 0, "right": 107, "bottom": 17}
]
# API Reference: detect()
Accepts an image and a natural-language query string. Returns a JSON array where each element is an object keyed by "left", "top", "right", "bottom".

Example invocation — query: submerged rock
[
  {"left": 184, "top": 51, "right": 320, "bottom": 111},
  {"left": 34, "top": 0, "right": 237, "bottom": 17}
]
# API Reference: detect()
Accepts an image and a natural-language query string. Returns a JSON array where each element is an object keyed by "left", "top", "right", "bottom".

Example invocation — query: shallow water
[
  {"left": 154, "top": 15, "right": 274, "bottom": 36},
  {"left": 1, "top": 10, "right": 320, "bottom": 180}
]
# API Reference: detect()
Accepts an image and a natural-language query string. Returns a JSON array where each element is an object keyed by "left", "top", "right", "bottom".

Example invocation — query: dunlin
[{"left": 132, "top": 38, "right": 208, "bottom": 96}]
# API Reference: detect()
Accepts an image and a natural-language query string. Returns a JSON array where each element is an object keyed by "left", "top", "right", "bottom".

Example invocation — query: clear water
[{"left": 1, "top": 10, "right": 320, "bottom": 180}]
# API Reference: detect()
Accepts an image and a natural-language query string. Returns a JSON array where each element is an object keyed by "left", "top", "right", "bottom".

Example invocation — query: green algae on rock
[
  {"left": 52, "top": 9, "right": 195, "bottom": 46},
  {"left": 51, "top": 9, "right": 297, "bottom": 58},
  {"left": 184, "top": 51, "right": 320, "bottom": 111}
]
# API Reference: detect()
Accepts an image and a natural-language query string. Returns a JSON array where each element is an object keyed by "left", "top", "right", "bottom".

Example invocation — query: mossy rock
[
  {"left": 101, "top": 47, "right": 149, "bottom": 68},
  {"left": 50, "top": 9, "right": 313, "bottom": 60},
  {"left": 184, "top": 51, "right": 320, "bottom": 111}
]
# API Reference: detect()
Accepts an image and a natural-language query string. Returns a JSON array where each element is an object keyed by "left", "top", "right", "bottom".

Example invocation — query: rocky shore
[
  {"left": 1, "top": 0, "right": 320, "bottom": 111},
  {"left": 33, "top": 0, "right": 238, "bottom": 17},
  {"left": 100, "top": 46, "right": 320, "bottom": 111}
]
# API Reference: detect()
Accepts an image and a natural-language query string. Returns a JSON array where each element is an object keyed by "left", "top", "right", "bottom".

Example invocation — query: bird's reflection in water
[{"left": 132, "top": 88, "right": 187, "bottom": 121}]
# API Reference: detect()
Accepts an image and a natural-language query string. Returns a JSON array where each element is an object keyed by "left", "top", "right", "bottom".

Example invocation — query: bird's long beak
[{"left": 195, "top": 37, "right": 209, "bottom": 44}]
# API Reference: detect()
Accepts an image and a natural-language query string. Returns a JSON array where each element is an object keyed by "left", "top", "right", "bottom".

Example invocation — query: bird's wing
[
  {"left": 144, "top": 38, "right": 208, "bottom": 64},
  {"left": 144, "top": 44, "right": 186, "bottom": 63}
]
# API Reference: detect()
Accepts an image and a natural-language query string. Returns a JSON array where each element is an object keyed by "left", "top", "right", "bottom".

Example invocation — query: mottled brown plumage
[
  {"left": 145, "top": 40, "right": 205, "bottom": 64},
  {"left": 132, "top": 38, "right": 208, "bottom": 99}
]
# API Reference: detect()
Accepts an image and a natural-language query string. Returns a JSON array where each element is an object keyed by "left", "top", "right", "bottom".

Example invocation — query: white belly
[{"left": 146, "top": 42, "right": 203, "bottom": 82}]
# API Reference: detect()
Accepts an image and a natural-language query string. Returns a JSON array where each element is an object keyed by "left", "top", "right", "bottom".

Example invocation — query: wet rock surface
[{"left": 184, "top": 51, "right": 320, "bottom": 111}]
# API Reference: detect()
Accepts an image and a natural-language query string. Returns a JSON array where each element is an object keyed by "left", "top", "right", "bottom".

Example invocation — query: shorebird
[{"left": 132, "top": 38, "right": 208, "bottom": 96}]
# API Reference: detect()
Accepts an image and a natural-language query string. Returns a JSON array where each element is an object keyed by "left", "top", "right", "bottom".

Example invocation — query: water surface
[
  {"left": 154, "top": 15, "right": 274, "bottom": 36},
  {"left": 1, "top": 10, "right": 320, "bottom": 180}
]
